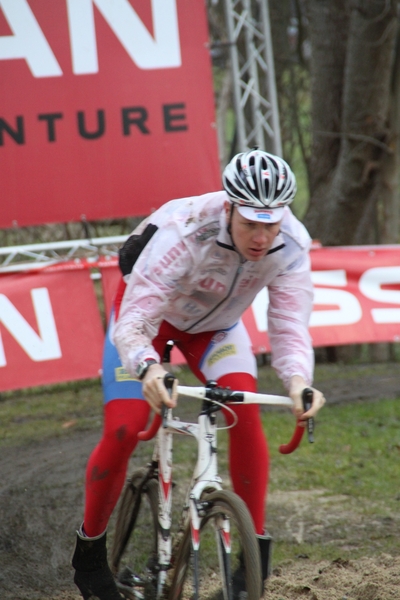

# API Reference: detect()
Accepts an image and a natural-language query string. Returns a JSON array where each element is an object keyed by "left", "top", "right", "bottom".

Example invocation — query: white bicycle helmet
[{"left": 222, "top": 149, "right": 297, "bottom": 209}]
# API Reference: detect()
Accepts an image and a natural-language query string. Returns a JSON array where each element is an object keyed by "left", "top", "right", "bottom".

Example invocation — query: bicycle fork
[{"left": 188, "top": 413, "right": 233, "bottom": 600}]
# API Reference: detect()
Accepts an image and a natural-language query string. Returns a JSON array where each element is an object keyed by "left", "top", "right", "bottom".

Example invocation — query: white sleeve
[
  {"left": 267, "top": 253, "right": 314, "bottom": 389},
  {"left": 113, "top": 224, "right": 192, "bottom": 376}
]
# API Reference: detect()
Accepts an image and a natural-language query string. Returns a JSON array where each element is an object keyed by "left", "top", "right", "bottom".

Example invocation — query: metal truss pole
[
  {"left": 223, "top": 0, "right": 282, "bottom": 156},
  {"left": 0, "top": 236, "right": 126, "bottom": 273}
]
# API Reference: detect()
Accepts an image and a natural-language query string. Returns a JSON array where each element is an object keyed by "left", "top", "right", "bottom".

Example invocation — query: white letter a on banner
[
  {"left": 0, "top": 0, "right": 62, "bottom": 77},
  {"left": 0, "top": 288, "right": 62, "bottom": 366}
]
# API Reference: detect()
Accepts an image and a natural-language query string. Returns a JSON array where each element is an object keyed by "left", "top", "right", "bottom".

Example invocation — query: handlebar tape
[
  {"left": 278, "top": 421, "right": 305, "bottom": 454},
  {"left": 138, "top": 413, "right": 162, "bottom": 441},
  {"left": 278, "top": 387, "right": 315, "bottom": 453}
]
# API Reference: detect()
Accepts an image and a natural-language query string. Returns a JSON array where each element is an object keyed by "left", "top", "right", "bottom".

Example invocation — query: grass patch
[
  {"left": 264, "top": 398, "right": 400, "bottom": 563},
  {"left": 0, "top": 379, "right": 103, "bottom": 447},
  {"left": 265, "top": 398, "right": 400, "bottom": 503}
]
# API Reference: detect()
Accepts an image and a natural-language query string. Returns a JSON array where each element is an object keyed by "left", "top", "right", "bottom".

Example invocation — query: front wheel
[
  {"left": 110, "top": 467, "right": 159, "bottom": 599},
  {"left": 168, "top": 489, "right": 262, "bottom": 600}
]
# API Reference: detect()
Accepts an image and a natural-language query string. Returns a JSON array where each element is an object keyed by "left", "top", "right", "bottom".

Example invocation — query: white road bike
[{"left": 110, "top": 372, "right": 314, "bottom": 600}]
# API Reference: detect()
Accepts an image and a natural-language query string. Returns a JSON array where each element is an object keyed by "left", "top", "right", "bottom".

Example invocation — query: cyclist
[{"left": 72, "top": 149, "right": 325, "bottom": 600}]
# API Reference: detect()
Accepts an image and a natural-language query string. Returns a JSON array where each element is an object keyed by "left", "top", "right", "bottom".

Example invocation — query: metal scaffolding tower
[{"left": 223, "top": 0, "right": 282, "bottom": 155}]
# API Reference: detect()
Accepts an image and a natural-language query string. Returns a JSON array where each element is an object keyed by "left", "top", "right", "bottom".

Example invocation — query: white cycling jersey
[{"left": 113, "top": 191, "right": 315, "bottom": 389}]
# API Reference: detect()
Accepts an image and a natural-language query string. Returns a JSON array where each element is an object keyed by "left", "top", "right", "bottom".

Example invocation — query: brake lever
[
  {"left": 302, "top": 387, "right": 314, "bottom": 443},
  {"left": 138, "top": 372, "right": 176, "bottom": 440}
]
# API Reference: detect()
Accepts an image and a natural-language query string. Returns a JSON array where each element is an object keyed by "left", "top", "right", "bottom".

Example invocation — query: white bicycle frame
[{"left": 149, "top": 386, "right": 295, "bottom": 599}]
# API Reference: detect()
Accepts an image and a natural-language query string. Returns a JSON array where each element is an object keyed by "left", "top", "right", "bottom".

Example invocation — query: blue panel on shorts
[{"left": 102, "top": 312, "right": 145, "bottom": 404}]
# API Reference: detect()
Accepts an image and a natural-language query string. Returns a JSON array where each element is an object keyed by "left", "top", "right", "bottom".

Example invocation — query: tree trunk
[
  {"left": 379, "top": 31, "right": 400, "bottom": 244},
  {"left": 303, "top": 0, "right": 349, "bottom": 204},
  {"left": 304, "top": 0, "right": 398, "bottom": 246}
]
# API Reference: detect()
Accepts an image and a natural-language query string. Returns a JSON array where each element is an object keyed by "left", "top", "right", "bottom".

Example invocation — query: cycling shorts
[{"left": 102, "top": 310, "right": 257, "bottom": 404}]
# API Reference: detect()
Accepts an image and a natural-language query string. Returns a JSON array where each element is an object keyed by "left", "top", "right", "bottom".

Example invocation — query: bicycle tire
[
  {"left": 168, "top": 489, "right": 262, "bottom": 600},
  {"left": 110, "top": 467, "right": 159, "bottom": 599}
]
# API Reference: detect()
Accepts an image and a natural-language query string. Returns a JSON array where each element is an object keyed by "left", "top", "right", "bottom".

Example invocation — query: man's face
[{"left": 225, "top": 202, "right": 282, "bottom": 261}]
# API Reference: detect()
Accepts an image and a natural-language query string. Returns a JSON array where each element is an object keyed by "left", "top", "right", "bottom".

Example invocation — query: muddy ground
[{"left": 1, "top": 364, "right": 399, "bottom": 600}]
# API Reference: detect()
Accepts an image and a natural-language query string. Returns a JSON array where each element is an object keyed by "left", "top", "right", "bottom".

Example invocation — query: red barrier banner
[
  {"left": 244, "top": 246, "right": 400, "bottom": 352},
  {"left": 0, "top": 270, "right": 104, "bottom": 391},
  {"left": 0, "top": 0, "right": 220, "bottom": 228}
]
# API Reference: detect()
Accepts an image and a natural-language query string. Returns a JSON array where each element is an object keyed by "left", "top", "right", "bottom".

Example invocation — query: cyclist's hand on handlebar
[
  {"left": 289, "top": 375, "right": 325, "bottom": 420},
  {"left": 142, "top": 364, "right": 178, "bottom": 414}
]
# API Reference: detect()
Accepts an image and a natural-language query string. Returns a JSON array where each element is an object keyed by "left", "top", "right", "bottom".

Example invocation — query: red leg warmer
[
  {"left": 83, "top": 399, "right": 150, "bottom": 537},
  {"left": 217, "top": 373, "right": 269, "bottom": 535}
]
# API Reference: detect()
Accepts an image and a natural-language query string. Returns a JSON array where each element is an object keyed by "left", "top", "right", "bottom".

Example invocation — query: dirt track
[{"left": 1, "top": 365, "right": 399, "bottom": 600}]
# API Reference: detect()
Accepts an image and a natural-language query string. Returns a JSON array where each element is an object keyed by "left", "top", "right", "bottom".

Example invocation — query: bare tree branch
[{"left": 314, "top": 130, "right": 393, "bottom": 154}]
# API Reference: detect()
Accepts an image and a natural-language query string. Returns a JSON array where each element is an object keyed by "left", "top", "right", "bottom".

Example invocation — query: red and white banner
[
  {"left": 0, "top": 0, "right": 220, "bottom": 228},
  {"left": 1, "top": 246, "right": 399, "bottom": 391},
  {"left": 0, "top": 270, "right": 104, "bottom": 390},
  {"left": 243, "top": 246, "right": 400, "bottom": 352}
]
